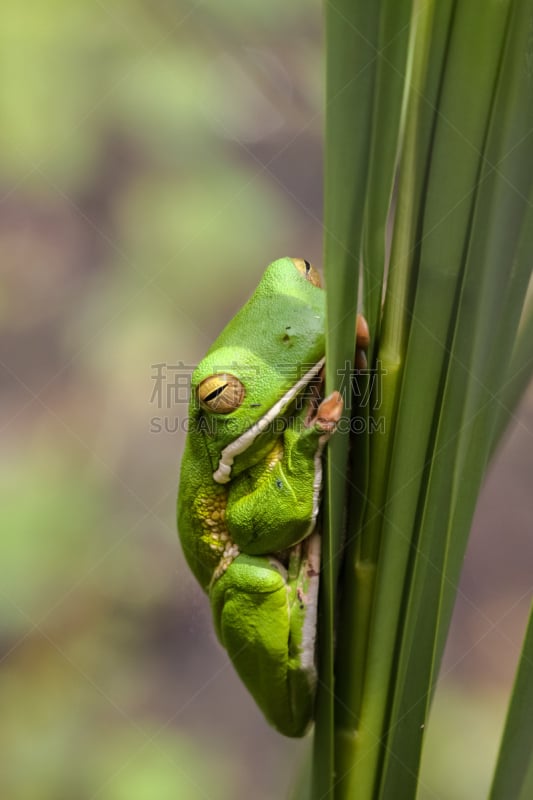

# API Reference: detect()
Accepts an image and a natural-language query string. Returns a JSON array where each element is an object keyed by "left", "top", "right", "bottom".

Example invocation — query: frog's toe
[
  {"left": 355, "top": 314, "right": 370, "bottom": 370},
  {"left": 314, "top": 390, "right": 343, "bottom": 433}
]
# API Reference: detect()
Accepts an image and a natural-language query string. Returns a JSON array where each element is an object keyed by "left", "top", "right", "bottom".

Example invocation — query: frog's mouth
[{"left": 212, "top": 357, "right": 325, "bottom": 484}]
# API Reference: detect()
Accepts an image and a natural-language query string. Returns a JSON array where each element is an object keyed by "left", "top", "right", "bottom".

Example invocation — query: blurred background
[{"left": 1, "top": 2, "right": 531, "bottom": 799}]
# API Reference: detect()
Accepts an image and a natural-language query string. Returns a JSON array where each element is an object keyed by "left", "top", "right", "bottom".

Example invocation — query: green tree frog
[{"left": 177, "top": 256, "right": 368, "bottom": 737}]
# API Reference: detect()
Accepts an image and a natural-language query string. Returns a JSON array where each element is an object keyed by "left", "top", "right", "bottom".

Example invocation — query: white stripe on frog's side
[
  {"left": 298, "top": 531, "right": 320, "bottom": 678},
  {"left": 212, "top": 357, "right": 326, "bottom": 484}
]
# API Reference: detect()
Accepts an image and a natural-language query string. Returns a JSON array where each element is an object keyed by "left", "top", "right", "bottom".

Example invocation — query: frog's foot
[
  {"left": 311, "top": 390, "right": 343, "bottom": 434},
  {"left": 210, "top": 550, "right": 317, "bottom": 737},
  {"left": 355, "top": 313, "right": 370, "bottom": 371}
]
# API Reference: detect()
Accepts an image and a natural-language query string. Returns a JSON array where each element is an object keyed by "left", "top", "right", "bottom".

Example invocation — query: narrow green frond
[
  {"left": 491, "top": 283, "right": 533, "bottom": 454},
  {"left": 362, "top": 0, "right": 413, "bottom": 352},
  {"left": 489, "top": 602, "right": 533, "bottom": 800},
  {"left": 317, "top": 2, "right": 381, "bottom": 795}
]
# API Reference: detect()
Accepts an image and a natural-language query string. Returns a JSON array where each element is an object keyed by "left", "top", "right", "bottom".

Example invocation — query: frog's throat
[{"left": 212, "top": 357, "right": 326, "bottom": 484}]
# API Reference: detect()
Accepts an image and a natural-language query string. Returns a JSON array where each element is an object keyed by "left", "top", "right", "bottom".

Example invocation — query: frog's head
[{"left": 189, "top": 257, "right": 326, "bottom": 483}]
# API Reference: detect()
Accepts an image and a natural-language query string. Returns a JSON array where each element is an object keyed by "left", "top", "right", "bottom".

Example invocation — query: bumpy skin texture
[{"left": 177, "top": 258, "right": 332, "bottom": 737}]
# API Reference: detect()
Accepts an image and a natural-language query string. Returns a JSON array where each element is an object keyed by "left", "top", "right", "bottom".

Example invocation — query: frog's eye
[
  {"left": 290, "top": 257, "right": 322, "bottom": 288},
  {"left": 198, "top": 374, "right": 245, "bottom": 414}
]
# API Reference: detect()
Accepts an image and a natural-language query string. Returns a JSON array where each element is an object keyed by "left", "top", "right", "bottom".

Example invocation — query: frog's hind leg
[{"left": 210, "top": 533, "right": 320, "bottom": 737}]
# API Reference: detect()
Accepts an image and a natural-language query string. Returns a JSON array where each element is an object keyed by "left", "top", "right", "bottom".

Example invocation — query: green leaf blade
[{"left": 490, "top": 602, "right": 533, "bottom": 800}]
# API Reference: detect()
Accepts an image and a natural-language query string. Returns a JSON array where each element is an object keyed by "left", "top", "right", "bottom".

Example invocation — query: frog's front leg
[
  {"left": 210, "top": 531, "right": 320, "bottom": 737},
  {"left": 225, "top": 391, "right": 343, "bottom": 555}
]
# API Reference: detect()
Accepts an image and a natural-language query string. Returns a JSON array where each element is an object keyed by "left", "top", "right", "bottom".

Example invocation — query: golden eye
[
  {"left": 198, "top": 374, "right": 245, "bottom": 414},
  {"left": 291, "top": 257, "right": 322, "bottom": 288}
]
